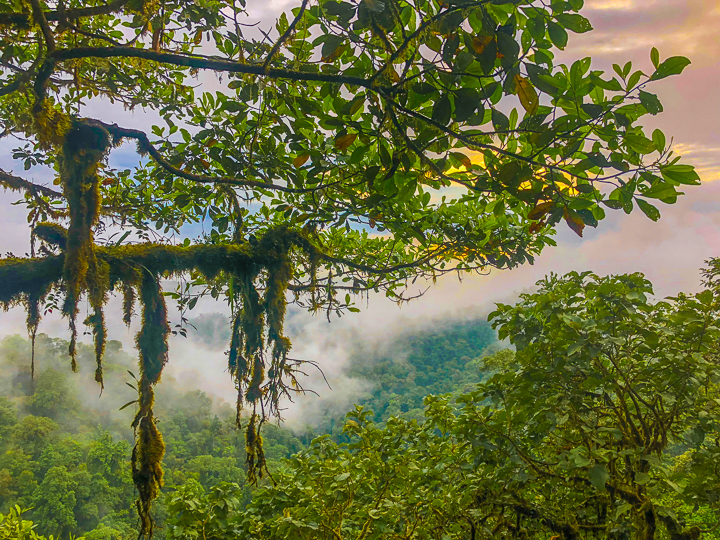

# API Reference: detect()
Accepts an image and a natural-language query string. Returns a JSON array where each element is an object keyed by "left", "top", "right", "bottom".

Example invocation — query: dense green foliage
[
  {"left": 3, "top": 264, "right": 719, "bottom": 539},
  {"left": 320, "top": 318, "right": 498, "bottom": 432},
  {"left": 166, "top": 267, "right": 720, "bottom": 540}
]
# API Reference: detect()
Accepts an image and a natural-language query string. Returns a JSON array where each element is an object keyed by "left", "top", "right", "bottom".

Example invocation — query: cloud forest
[{"left": 0, "top": 0, "right": 717, "bottom": 538}]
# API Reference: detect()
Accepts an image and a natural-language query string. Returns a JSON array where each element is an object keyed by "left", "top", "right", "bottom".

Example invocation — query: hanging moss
[
  {"left": 132, "top": 272, "right": 170, "bottom": 539},
  {"left": 122, "top": 283, "right": 136, "bottom": 328},
  {"left": 245, "top": 413, "right": 266, "bottom": 485},
  {"left": 228, "top": 310, "right": 247, "bottom": 427},
  {"left": 33, "top": 222, "right": 68, "bottom": 252},
  {"left": 59, "top": 120, "right": 112, "bottom": 367},
  {"left": 26, "top": 292, "right": 42, "bottom": 379},
  {"left": 1, "top": 224, "right": 325, "bottom": 527},
  {"left": 84, "top": 306, "right": 107, "bottom": 389}
]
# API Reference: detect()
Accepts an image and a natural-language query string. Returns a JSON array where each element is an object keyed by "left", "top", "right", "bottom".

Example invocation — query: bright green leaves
[
  {"left": 661, "top": 164, "right": 701, "bottom": 185},
  {"left": 488, "top": 268, "right": 720, "bottom": 533}
]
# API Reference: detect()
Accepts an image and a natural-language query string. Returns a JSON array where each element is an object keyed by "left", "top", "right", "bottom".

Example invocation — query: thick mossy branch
[
  {"left": 132, "top": 273, "right": 169, "bottom": 539},
  {"left": 0, "top": 230, "right": 313, "bottom": 305},
  {"left": 0, "top": 255, "right": 64, "bottom": 306}
]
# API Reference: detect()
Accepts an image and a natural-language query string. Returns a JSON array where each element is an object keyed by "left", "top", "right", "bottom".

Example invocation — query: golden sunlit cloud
[{"left": 584, "top": 0, "right": 654, "bottom": 10}]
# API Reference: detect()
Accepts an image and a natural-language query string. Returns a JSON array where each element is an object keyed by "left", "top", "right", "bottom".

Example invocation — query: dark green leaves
[
  {"left": 492, "top": 108, "right": 510, "bottom": 131},
  {"left": 431, "top": 94, "right": 452, "bottom": 125},
  {"left": 547, "top": 22, "right": 568, "bottom": 49},
  {"left": 636, "top": 199, "right": 660, "bottom": 221},
  {"left": 588, "top": 464, "right": 609, "bottom": 490},
  {"left": 639, "top": 91, "right": 663, "bottom": 115},
  {"left": 555, "top": 13, "right": 592, "bottom": 34},
  {"left": 650, "top": 56, "right": 691, "bottom": 80},
  {"left": 453, "top": 89, "right": 478, "bottom": 122}
]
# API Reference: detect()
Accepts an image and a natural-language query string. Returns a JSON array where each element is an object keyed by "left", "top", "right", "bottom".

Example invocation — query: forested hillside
[
  {"left": 0, "top": 318, "right": 497, "bottom": 539},
  {"left": 0, "top": 334, "right": 304, "bottom": 539},
  {"left": 318, "top": 318, "right": 498, "bottom": 433}
]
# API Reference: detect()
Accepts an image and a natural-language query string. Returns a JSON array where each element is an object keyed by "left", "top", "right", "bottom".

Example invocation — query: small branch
[
  {"left": 0, "top": 169, "right": 64, "bottom": 199},
  {"left": 263, "top": 0, "right": 309, "bottom": 72},
  {"left": 0, "top": 0, "right": 130, "bottom": 26},
  {"left": 30, "top": 0, "right": 56, "bottom": 53},
  {"left": 92, "top": 120, "right": 332, "bottom": 194}
]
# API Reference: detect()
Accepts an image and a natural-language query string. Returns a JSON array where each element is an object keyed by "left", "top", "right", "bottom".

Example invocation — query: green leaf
[
  {"left": 660, "top": 164, "right": 701, "bottom": 185},
  {"left": 589, "top": 464, "right": 609, "bottom": 490},
  {"left": 642, "top": 183, "right": 678, "bottom": 200},
  {"left": 453, "top": 89, "right": 478, "bottom": 122},
  {"left": 432, "top": 95, "right": 452, "bottom": 125},
  {"left": 650, "top": 56, "right": 691, "bottom": 80},
  {"left": 624, "top": 132, "right": 656, "bottom": 154},
  {"left": 547, "top": 22, "right": 568, "bottom": 50},
  {"left": 652, "top": 129, "right": 666, "bottom": 152},
  {"left": 589, "top": 74, "right": 623, "bottom": 92},
  {"left": 321, "top": 35, "right": 345, "bottom": 61},
  {"left": 491, "top": 109, "right": 510, "bottom": 132},
  {"left": 363, "top": 0, "right": 385, "bottom": 12},
  {"left": 650, "top": 47, "right": 660, "bottom": 68},
  {"left": 639, "top": 91, "right": 663, "bottom": 115},
  {"left": 556, "top": 13, "right": 592, "bottom": 33},
  {"left": 514, "top": 75, "right": 539, "bottom": 115},
  {"left": 636, "top": 199, "right": 660, "bottom": 221}
]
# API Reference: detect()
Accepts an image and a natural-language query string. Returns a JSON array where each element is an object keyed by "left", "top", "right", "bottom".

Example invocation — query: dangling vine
[{"left": 131, "top": 271, "right": 169, "bottom": 536}]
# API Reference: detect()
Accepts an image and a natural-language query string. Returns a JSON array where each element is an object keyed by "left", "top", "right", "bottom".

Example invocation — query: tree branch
[
  {"left": 0, "top": 0, "right": 130, "bottom": 26},
  {"left": 0, "top": 169, "right": 64, "bottom": 199},
  {"left": 47, "top": 47, "right": 387, "bottom": 90},
  {"left": 91, "top": 120, "right": 333, "bottom": 194},
  {"left": 263, "top": 0, "right": 309, "bottom": 71},
  {"left": 30, "top": 0, "right": 56, "bottom": 53}
]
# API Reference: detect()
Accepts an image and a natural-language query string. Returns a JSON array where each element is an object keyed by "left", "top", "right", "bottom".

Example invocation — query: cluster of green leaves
[
  {"left": 164, "top": 266, "right": 720, "bottom": 540},
  {"left": 0, "top": 0, "right": 699, "bottom": 310}
]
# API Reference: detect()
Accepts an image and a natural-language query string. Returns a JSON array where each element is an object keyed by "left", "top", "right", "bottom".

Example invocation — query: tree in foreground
[
  {"left": 165, "top": 264, "right": 720, "bottom": 540},
  {"left": 0, "top": 0, "right": 698, "bottom": 532}
]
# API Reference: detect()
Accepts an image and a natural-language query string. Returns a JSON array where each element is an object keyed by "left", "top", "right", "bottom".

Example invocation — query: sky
[{"left": 0, "top": 0, "right": 718, "bottom": 425}]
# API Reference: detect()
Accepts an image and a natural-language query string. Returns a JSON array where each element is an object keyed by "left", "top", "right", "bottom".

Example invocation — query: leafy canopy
[{"left": 0, "top": 0, "right": 698, "bottom": 533}]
